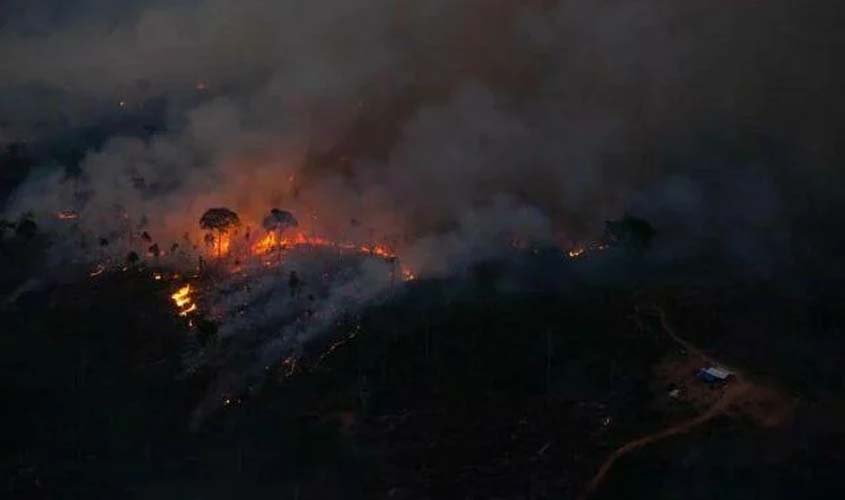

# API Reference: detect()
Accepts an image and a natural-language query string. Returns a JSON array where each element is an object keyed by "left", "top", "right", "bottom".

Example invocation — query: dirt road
[
  {"left": 650, "top": 306, "right": 726, "bottom": 370},
  {"left": 578, "top": 306, "right": 749, "bottom": 500},
  {"left": 578, "top": 380, "right": 750, "bottom": 500}
]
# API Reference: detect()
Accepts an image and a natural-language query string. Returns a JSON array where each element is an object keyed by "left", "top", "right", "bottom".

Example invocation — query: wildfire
[
  {"left": 172, "top": 285, "right": 191, "bottom": 307},
  {"left": 172, "top": 284, "right": 198, "bottom": 317},
  {"left": 248, "top": 230, "right": 422, "bottom": 280},
  {"left": 203, "top": 232, "right": 232, "bottom": 257},
  {"left": 251, "top": 231, "right": 399, "bottom": 261},
  {"left": 567, "top": 241, "right": 610, "bottom": 260},
  {"left": 361, "top": 244, "right": 395, "bottom": 259},
  {"left": 314, "top": 326, "right": 362, "bottom": 368},
  {"left": 179, "top": 303, "right": 198, "bottom": 316},
  {"left": 401, "top": 267, "right": 416, "bottom": 281},
  {"left": 252, "top": 231, "right": 334, "bottom": 255},
  {"left": 57, "top": 210, "right": 79, "bottom": 220}
]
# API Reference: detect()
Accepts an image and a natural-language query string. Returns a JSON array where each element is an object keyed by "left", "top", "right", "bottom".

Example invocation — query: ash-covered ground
[{"left": 2, "top": 227, "right": 845, "bottom": 499}]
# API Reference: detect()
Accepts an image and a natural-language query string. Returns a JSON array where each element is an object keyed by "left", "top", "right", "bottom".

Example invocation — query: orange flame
[
  {"left": 401, "top": 267, "right": 416, "bottom": 281},
  {"left": 251, "top": 230, "right": 399, "bottom": 260},
  {"left": 172, "top": 284, "right": 198, "bottom": 316},
  {"left": 248, "top": 229, "right": 418, "bottom": 280}
]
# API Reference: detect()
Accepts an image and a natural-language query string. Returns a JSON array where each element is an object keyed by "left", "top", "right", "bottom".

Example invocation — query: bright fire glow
[
  {"left": 172, "top": 284, "right": 198, "bottom": 316},
  {"left": 568, "top": 247, "right": 585, "bottom": 258},
  {"left": 401, "top": 267, "right": 416, "bottom": 281},
  {"left": 179, "top": 304, "right": 198, "bottom": 316},
  {"left": 204, "top": 232, "right": 232, "bottom": 257},
  {"left": 172, "top": 285, "right": 191, "bottom": 307},
  {"left": 252, "top": 231, "right": 340, "bottom": 256},
  {"left": 251, "top": 231, "right": 399, "bottom": 260},
  {"left": 248, "top": 230, "right": 418, "bottom": 282}
]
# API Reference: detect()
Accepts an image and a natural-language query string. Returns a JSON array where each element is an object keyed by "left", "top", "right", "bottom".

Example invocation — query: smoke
[
  {"left": 184, "top": 248, "right": 399, "bottom": 426},
  {"left": 4, "top": 1, "right": 843, "bottom": 265},
  {"left": 2, "top": 0, "right": 844, "bottom": 416}
]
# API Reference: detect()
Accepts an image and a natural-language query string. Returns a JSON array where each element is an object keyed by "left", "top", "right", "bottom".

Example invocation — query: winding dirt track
[
  {"left": 578, "top": 306, "right": 748, "bottom": 500},
  {"left": 651, "top": 307, "right": 723, "bottom": 368},
  {"left": 578, "top": 381, "right": 749, "bottom": 500}
]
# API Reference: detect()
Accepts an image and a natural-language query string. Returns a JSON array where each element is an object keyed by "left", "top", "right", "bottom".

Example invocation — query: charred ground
[{"left": 2, "top": 242, "right": 844, "bottom": 499}]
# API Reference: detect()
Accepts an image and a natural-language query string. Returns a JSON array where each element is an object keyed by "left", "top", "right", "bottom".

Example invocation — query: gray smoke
[
  {"left": 4, "top": 0, "right": 842, "bottom": 270},
  {"left": 2, "top": 0, "right": 844, "bottom": 418}
]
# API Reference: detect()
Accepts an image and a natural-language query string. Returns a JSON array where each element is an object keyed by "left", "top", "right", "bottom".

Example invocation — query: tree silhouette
[
  {"left": 603, "top": 214, "right": 656, "bottom": 253},
  {"left": 200, "top": 208, "right": 240, "bottom": 258},
  {"left": 262, "top": 208, "right": 298, "bottom": 261}
]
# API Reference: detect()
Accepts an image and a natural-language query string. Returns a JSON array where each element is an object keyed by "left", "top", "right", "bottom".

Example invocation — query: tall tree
[
  {"left": 262, "top": 208, "right": 298, "bottom": 261},
  {"left": 200, "top": 208, "right": 240, "bottom": 258}
]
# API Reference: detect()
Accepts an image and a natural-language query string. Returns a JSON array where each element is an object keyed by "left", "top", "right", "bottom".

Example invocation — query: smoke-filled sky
[{"left": 2, "top": 0, "right": 844, "bottom": 277}]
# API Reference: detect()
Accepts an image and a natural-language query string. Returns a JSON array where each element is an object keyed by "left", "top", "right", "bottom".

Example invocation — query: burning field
[
  {"left": 64, "top": 198, "right": 608, "bottom": 426},
  {"left": 63, "top": 203, "right": 422, "bottom": 417}
]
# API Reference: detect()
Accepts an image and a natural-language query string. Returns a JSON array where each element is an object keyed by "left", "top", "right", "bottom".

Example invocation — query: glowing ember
[
  {"left": 202, "top": 232, "right": 232, "bottom": 257},
  {"left": 57, "top": 210, "right": 79, "bottom": 220},
  {"left": 172, "top": 285, "right": 191, "bottom": 307},
  {"left": 179, "top": 304, "right": 198, "bottom": 317},
  {"left": 251, "top": 230, "right": 402, "bottom": 262},
  {"left": 564, "top": 242, "right": 610, "bottom": 260},
  {"left": 252, "top": 232, "right": 281, "bottom": 255},
  {"left": 315, "top": 327, "right": 361, "bottom": 368},
  {"left": 401, "top": 267, "right": 416, "bottom": 281},
  {"left": 252, "top": 231, "right": 335, "bottom": 256},
  {"left": 362, "top": 244, "right": 394, "bottom": 259},
  {"left": 171, "top": 284, "right": 198, "bottom": 316}
]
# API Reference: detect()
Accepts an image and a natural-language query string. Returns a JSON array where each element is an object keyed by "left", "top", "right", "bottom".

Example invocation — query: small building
[{"left": 697, "top": 366, "right": 734, "bottom": 384}]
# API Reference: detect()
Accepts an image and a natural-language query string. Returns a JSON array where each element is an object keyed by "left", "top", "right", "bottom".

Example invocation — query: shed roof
[{"left": 701, "top": 366, "right": 733, "bottom": 380}]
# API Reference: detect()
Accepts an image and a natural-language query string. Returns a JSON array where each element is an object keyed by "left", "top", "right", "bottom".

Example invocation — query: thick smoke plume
[
  {"left": 3, "top": 0, "right": 844, "bottom": 423},
  {"left": 3, "top": 0, "right": 843, "bottom": 279}
]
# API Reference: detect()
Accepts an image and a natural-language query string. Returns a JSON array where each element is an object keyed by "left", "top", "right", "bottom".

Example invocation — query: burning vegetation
[
  {"left": 199, "top": 207, "right": 240, "bottom": 258},
  {"left": 65, "top": 201, "right": 613, "bottom": 306},
  {"left": 171, "top": 284, "right": 197, "bottom": 317},
  {"left": 43, "top": 200, "right": 614, "bottom": 415}
]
